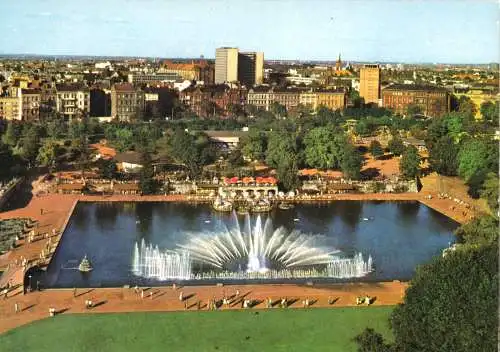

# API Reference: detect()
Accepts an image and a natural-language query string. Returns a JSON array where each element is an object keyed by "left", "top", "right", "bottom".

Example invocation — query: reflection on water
[{"left": 45, "top": 201, "right": 458, "bottom": 288}]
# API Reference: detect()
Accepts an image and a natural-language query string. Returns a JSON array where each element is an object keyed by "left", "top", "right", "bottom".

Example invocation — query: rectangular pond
[{"left": 44, "top": 201, "right": 458, "bottom": 287}]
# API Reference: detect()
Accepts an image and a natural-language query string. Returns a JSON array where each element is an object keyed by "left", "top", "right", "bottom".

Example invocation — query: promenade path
[{"left": 0, "top": 181, "right": 475, "bottom": 333}]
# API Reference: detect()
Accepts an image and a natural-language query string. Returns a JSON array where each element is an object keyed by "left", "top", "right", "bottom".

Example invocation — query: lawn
[{"left": 1, "top": 307, "right": 393, "bottom": 352}]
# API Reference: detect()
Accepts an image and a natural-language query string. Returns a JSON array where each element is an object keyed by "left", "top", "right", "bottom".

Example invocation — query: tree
[
  {"left": 276, "top": 154, "right": 299, "bottom": 192},
  {"left": 0, "top": 141, "right": 15, "bottom": 180},
  {"left": 36, "top": 140, "right": 60, "bottom": 171},
  {"left": 390, "top": 242, "right": 498, "bottom": 352},
  {"left": 241, "top": 130, "right": 267, "bottom": 161},
  {"left": 428, "top": 136, "right": 459, "bottom": 176},
  {"left": 399, "top": 145, "right": 420, "bottom": 179},
  {"left": 304, "top": 127, "right": 345, "bottom": 169},
  {"left": 406, "top": 103, "right": 422, "bottom": 117},
  {"left": 480, "top": 101, "right": 498, "bottom": 122},
  {"left": 2, "top": 122, "right": 22, "bottom": 148},
  {"left": 369, "top": 140, "right": 384, "bottom": 159},
  {"left": 46, "top": 118, "right": 67, "bottom": 139},
  {"left": 227, "top": 148, "right": 244, "bottom": 168},
  {"left": 354, "top": 328, "right": 392, "bottom": 352},
  {"left": 458, "top": 139, "right": 497, "bottom": 182},
  {"left": 341, "top": 144, "right": 363, "bottom": 180},
  {"left": 266, "top": 132, "right": 297, "bottom": 169},
  {"left": 455, "top": 215, "right": 499, "bottom": 245},
  {"left": 97, "top": 158, "right": 118, "bottom": 180},
  {"left": 139, "top": 153, "right": 158, "bottom": 195},
  {"left": 72, "top": 137, "right": 94, "bottom": 179},
  {"left": 387, "top": 137, "right": 405, "bottom": 156},
  {"left": 479, "top": 173, "right": 499, "bottom": 216},
  {"left": 270, "top": 102, "right": 287, "bottom": 118},
  {"left": 19, "top": 126, "right": 41, "bottom": 167},
  {"left": 456, "top": 95, "right": 477, "bottom": 118}
]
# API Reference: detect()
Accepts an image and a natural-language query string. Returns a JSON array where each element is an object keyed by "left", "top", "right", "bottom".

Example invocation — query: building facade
[
  {"left": 180, "top": 85, "right": 247, "bottom": 118},
  {"left": 111, "top": 83, "right": 145, "bottom": 121},
  {"left": 238, "top": 52, "right": 264, "bottom": 86},
  {"left": 21, "top": 88, "right": 41, "bottom": 121},
  {"left": 215, "top": 47, "right": 239, "bottom": 84},
  {"left": 55, "top": 84, "right": 90, "bottom": 120},
  {"left": 382, "top": 84, "right": 450, "bottom": 117},
  {"left": 0, "top": 96, "right": 21, "bottom": 120},
  {"left": 160, "top": 60, "right": 215, "bottom": 85},
  {"left": 359, "top": 64, "right": 380, "bottom": 105}
]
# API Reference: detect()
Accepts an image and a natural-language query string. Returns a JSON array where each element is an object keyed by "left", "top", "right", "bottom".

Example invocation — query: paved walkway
[{"left": 0, "top": 281, "right": 408, "bottom": 334}]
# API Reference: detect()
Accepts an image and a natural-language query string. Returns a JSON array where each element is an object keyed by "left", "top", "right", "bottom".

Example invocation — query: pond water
[{"left": 45, "top": 201, "right": 458, "bottom": 287}]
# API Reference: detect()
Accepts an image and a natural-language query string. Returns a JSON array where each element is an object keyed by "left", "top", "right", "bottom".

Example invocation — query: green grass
[{"left": 0, "top": 307, "right": 393, "bottom": 352}]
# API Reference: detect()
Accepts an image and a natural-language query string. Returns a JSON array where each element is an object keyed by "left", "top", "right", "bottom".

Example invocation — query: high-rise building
[
  {"left": 359, "top": 64, "right": 380, "bottom": 105},
  {"left": 238, "top": 52, "right": 264, "bottom": 86},
  {"left": 215, "top": 47, "right": 239, "bottom": 84}
]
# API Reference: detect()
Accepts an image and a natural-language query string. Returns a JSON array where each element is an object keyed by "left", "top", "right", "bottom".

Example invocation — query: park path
[{"left": 0, "top": 281, "right": 408, "bottom": 334}]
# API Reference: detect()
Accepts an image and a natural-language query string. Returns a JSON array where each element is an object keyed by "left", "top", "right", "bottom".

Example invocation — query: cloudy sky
[{"left": 0, "top": 0, "right": 498, "bottom": 63}]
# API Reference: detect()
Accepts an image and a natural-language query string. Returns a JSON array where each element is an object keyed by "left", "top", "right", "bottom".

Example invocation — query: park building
[{"left": 382, "top": 84, "right": 450, "bottom": 118}]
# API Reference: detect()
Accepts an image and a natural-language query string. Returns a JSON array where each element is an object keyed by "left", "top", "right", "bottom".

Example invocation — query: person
[
  {"left": 134, "top": 286, "right": 139, "bottom": 294},
  {"left": 49, "top": 307, "right": 55, "bottom": 317},
  {"left": 40, "top": 208, "right": 43, "bottom": 215},
  {"left": 235, "top": 289, "right": 240, "bottom": 297},
  {"left": 179, "top": 291, "right": 183, "bottom": 302},
  {"left": 184, "top": 300, "right": 188, "bottom": 310},
  {"left": 14, "top": 303, "right": 19, "bottom": 313},
  {"left": 197, "top": 300, "right": 201, "bottom": 310},
  {"left": 207, "top": 299, "right": 211, "bottom": 310},
  {"left": 141, "top": 290, "right": 144, "bottom": 299},
  {"left": 150, "top": 292, "right": 153, "bottom": 300},
  {"left": 356, "top": 296, "right": 363, "bottom": 305},
  {"left": 73, "top": 288, "right": 77, "bottom": 297},
  {"left": 328, "top": 296, "right": 333, "bottom": 305},
  {"left": 243, "top": 300, "right": 248, "bottom": 309}
]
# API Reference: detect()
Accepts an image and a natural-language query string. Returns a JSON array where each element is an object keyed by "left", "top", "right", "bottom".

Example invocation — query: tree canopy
[{"left": 399, "top": 145, "right": 420, "bottom": 180}]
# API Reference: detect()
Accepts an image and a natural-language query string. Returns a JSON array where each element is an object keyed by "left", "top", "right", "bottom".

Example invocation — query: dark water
[{"left": 45, "top": 201, "right": 458, "bottom": 287}]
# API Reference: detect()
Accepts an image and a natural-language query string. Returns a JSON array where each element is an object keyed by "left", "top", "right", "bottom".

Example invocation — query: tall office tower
[
  {"left": 238, "top": 52, "right": 264, "bottom": 86},
  {"left": 215, "top": 47, "right": 239, "bottom": 84},
  {"left": 359, "top": 64, "right": 381, "bottom": 105}
]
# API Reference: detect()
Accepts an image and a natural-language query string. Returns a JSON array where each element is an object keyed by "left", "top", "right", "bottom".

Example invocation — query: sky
[{"left": 0, "top": 0, "right": 498, "bottom": 63}]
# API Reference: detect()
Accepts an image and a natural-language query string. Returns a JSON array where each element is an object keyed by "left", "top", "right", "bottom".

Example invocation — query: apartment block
[
  {"left": 55, "top": 84, "right": 90, "bottom": 120},
  {"left": 382, "top": 84, "right": 450, "bottom": 117},
  {"left": 111, "top": 83, "right": 145, "bottom": 121},
  {"left": 215, "top": 47, "right": 239, "bottom": 84},
  {"left": 359, "top": 64, "right": 381, "bottom": 105}
]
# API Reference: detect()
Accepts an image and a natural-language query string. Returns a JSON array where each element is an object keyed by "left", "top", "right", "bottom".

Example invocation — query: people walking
[{"left": 14, "top": 303, "right": 19, "bottom": 313}]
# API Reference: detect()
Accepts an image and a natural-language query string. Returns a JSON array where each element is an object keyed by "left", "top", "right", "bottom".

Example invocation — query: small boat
[
  {"left": 293, "top": 218, "right": 300, "bottom": 222},
  {"left": 363, "top": 218, "right": 369, "bottom": 221},
  {"left": 278, "top": 202, "right": 294, "bottom": 210},
  {"left": 204, "top": 220, "right": 211, "bottom": 224},
  {"left": 78, "top": 255, "right": 93, "bottom": 272}
]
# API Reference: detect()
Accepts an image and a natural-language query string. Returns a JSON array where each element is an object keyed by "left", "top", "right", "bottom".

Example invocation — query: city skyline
[{"left": 0, "top": 0, "right": 498, "bottom": 63}]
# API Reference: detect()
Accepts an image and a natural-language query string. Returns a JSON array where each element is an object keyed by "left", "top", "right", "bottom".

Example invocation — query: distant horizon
[
  {"left": 0, "top": 0, "right": 498, "bottom": 64},
  {"left": 0, "top": 52, "right": 496, "bottom": 66}
]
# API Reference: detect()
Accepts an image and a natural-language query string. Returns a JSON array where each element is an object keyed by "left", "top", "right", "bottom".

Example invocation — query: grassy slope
[{"left": 1, "top": 307, "right": 393, "bottom": 352}]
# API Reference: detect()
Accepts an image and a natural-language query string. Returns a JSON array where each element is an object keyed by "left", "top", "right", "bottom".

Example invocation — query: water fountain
[{"left": 132, "top": 212, "right": 373, "bottom": 281}]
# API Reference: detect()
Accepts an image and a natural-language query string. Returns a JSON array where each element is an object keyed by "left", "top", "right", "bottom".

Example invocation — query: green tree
[
  {"left": 399, "top": 145, "right": 420, "bottom": 179},
  {"left": 227, "top": 148, "right": 244, "bottom": 168},
  {"left": 369, "top": 140, "right": 384, "bottom": 159},
  {"left": 270, "top": 102, "right": 287, "bottom": 118},
  {"left": 479, "top": 173, "right": 499, "bottom": 216},
  {"left": 46, "top": 118, "right": 67, "bottom": 139},
  {"left": 480, "top": 100, "right": 498, "bottom": 122},
  {"left": 19, "top": 126, "right": 41, "bottom": 167},
  {"left": 455, "top": 215, "right": 499, "bottom": 245},
  {"left": 390, "top": 242, "right": 498, "bottom": 352},
  {"left": 139, "top": 153, "right": 158, "bottom": 195},
  {"left": 97, "top": 158, "right": 118, "bottom": 180},
  {"left": 456, "top": 95, "right": 477, "bottom": 118},
  {"left": 304, "top": 127, "right": 345, "bottom": 169},
  {"left": 36, "top": 140, "right": 60, "bottom": 170},
  {"left": 354, "top": 328, "right": 392, "bottom": 352},
  {"left": 0, "top": 141, "right": 15, "bottom": 180},
  {"left": 406, "top": 103, "right": 422, "bottom": 117},
  {"left": 276, "top": 154, "right": 299, "bottom": 192},
  {"left": 458, "top": 139, "right": 497, "bottom": 182},
  {"left": 241, "top": 130, "right": 267, "bottom": 161},
  {"left": 428, "top": 136, "right": 459, "bottom": 176},
  {"left": 2, "top": 122, "right": 22, "bottom": 148},
  {"left": 266, "top": 132, "right": 297, "bottom": 169},
  {"left": 387, "top": 137, "right": 405, "bottom": 156},
  {"left": 341, "top": 144, "right": 363, "bottom": 180}
]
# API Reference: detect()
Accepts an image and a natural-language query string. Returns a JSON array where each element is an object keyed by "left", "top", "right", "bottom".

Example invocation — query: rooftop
[
  {"left": 383, "top": 84, "right": 448, "bottom": 92},
  {"left": 56, "top": 83, "right": 89, "bottom": 92}
]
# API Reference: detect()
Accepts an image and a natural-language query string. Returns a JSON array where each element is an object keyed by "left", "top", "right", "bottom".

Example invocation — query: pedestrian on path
[
  {"left": 14, "top": 303, "right": 19, "bottom": 313},
  {"left": 73, "top": 288, "right": 77, "bottom": 297},
  {"left": 150, "top": 292, "right": 153, "bottom": 300}
]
